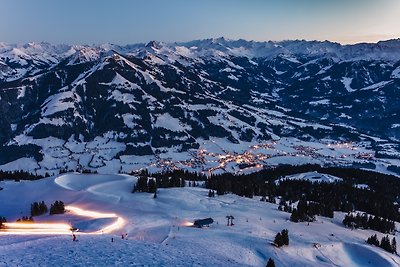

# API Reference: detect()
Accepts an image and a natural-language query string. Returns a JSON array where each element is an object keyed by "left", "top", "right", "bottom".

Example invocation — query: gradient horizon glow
[{"left": 0, "top": 0, "right": 399, "bottom": 45}]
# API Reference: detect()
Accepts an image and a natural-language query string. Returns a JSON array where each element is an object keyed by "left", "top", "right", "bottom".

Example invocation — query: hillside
[
  {"left": 0, "top": 39, "right": 400, "bottom": 175},
  {"left": 1, "top": 173, "right": 399, "bottom": 266}
]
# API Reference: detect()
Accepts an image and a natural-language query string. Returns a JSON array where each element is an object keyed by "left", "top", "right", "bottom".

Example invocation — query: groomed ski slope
[{"left": 0, "top": 174, "right": 399, "bottom": 266}]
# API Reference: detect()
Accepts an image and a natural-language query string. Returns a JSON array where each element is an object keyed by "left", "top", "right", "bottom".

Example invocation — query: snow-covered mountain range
[{"left": 1, "top": 38, "right": 400, "bottom": 175}]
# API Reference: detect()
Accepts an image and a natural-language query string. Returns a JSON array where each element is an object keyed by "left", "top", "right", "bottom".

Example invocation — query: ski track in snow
[{"left": 0, "top": 174, "right": 399, "bottom": 266}]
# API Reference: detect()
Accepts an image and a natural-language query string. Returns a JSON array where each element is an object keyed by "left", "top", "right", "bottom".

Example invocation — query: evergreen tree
[
  {"left": 274, "top": 229, "right": 289, "bottom": 247},
  {"left": 380, "top": 235, "right": 392, "bottom": 253},
  {"left": 31, "top": 201, "right": 48, "bottom": 216},
  {"left": 366, "top": 234, "right": 380, "bottom": 247},
  {"left": 216, "top": 182, "right": 225, "bottom": 195},
  {"left": 392, "top": 237, "right": 397, "bottom": 254},
  {"left": 31, "top": 202, "right": 39, "bottom": 216},
  {"left": 49, "top": 201, "right": 65, "bottom": 215},
  {"left": 367, "top": 234, "right": 397, "bottom": 254},
  {"left": 40, "top": 201, "right": 48, "bottom": 214},
  {"left": 297, "top": 200, "right": 308, "bottom": 216},
  {"left": 148, "top": 178, "right": 157, "bottom": 193},
  {"left": 281, "top": 229, "right": 289, "bottom": 246},
  {"left": 290, "top": 200, "right": 316, "bottom": 222},
  {"left": 343, "top": 213, "right": 395, "bottom": 234},
  {"left": 0, "top": 217, "right": 6, "bottom": 229},
  {"left": 274, "top": 232, "right": 283, "bottom": 247},
  {"left": 290, "top": 208, "right": 299, "bottom": 222},
  {"left": 266, "top": 258, "right": 276, "bottom": 267},
  {"left": 134, "top": 176, "right": 149, "bottom": 192},
  {"left": 17, "top": 216, "right": 34, "bottom": 222}
]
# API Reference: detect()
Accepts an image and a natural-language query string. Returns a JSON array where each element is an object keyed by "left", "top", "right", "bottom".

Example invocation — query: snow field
[{"left": 0, "top": 174, "right": 399, "bottom": 266}]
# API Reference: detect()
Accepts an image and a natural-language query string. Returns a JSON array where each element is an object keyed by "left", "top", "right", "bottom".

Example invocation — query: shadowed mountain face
[{"left": 0, "top": 39, "right": 399, "bottom": 169}]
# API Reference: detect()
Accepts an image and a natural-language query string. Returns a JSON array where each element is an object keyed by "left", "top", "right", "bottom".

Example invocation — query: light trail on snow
[
  {"left": 181, "top": 221, "right": 194, "bottom": 227},
  {"left": 66, "top": 206, "right": 118, "bottom": 219},
  {"left": 65, "top": 205, "right": 126, "bottom": 234},
  {"left": 0, "top": 205, "right": 125, "bottom": 235},
  {"left": 0, "top": 222, "right": 73, "bottom": 235}
]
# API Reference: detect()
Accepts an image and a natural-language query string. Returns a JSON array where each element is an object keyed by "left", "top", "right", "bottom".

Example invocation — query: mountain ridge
[{"left": 0, "top": 38, "right": 399, "bottom": 175}]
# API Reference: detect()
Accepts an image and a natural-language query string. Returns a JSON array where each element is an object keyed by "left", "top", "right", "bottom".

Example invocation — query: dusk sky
[{"left": 1, "top": 0, "right": 399, "bottom": 45}]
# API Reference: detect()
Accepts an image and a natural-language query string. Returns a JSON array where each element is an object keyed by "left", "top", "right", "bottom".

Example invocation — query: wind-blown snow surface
[{"left": 1, "top": 174, "right": 399, "bottom": 266}]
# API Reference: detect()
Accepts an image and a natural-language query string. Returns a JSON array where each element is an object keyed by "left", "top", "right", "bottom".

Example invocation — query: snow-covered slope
[
  {"left": 278, "top": 172, "right": 343, "bottom": 184},
  {"left": 0, "top": 174, "right": 399, "bottom": 266}
]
